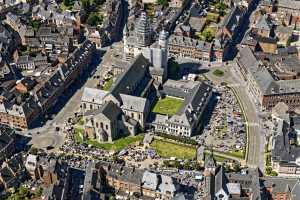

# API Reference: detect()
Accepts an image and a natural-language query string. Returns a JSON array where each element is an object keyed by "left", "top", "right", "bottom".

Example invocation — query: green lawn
[
  {"left": 87, "top": 134, "right": 144, "bottom": 151},
  {"left": 150, "top": 139, "right": 196, "bottom": 159},
  {"left": 213, "top": 69, "right": 224, "bottom": 77},
  {"left": 103, "top": 78, "right": 113, "bottom": 91},
  {"left": 204, "top": 152, "right": 229, "bottom": 162},
  {"left": 152, "top": 97, "right": 183, "bottom": 116},
  {"left": 223, "top": 150, "right": 245, "bottom": 159}
]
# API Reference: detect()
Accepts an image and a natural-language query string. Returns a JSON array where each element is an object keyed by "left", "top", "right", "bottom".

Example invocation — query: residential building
[
  {"left": 168, "top": 35, "right": 212, "bottom": 61},
  {"left": 0, "top": 40, "right": 96, "bottom": 130},
  {"left": 0, "top": 124, "right": 15, "bottom": 164},
  {"left": 234, "top": 45, "right": 300, "bottom": 111}
]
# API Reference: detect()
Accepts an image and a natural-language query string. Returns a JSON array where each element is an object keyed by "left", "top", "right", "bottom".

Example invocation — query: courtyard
[{"left": 152, "top": 96, "right": 184, "bottom": 115}]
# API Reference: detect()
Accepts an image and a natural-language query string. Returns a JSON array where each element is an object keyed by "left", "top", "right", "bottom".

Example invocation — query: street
[{"left": 204, "top": 64, "right": 264, "bottom": 170}]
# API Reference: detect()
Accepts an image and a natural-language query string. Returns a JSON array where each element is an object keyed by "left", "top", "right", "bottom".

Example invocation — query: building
[
  {"left": 0, "top": 153, "right": 25, "bottom": 191},
  {"left": 272, "top": 114, "right": 300, "bottom": 176},
  {"left": 168, "top": 35, "right": 212, "bottom": 61},
  {"left": 234, "top": 45, "right": 300, "bottom": 111},
  {"left": 217, "top": 6, "right": 246, "bottom": 43},
  {"left": 0, "top": 124, "right": 15, "bottom": 164},
  {"left": 0, "top": 40, "right": 95, "bottom": 130},
  {"left": 82, "top": 54, "right": 152, "bottom": 142},
  {"left": 123, "top": 12, "right": 169, "bottom": 84},
  {"left": 151, "top": 80, "right": 213, "bottom": 137}
]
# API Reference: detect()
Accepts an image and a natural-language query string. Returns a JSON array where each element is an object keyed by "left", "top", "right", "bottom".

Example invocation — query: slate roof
[
  {"left": 215, "top": 166, "right": 229, "bottom": 195},
  {"left": 272, "top": 120, "right": 300, "bottom": 163},
  {"left": 81, "top": 87, "right": 108, "bottom": 105},
  {"left": 109, "top": 54, "right": 150, "bottom": 98},
  {"left": 169, "top": 35, "right": 212, "bottom": 52},
  {"left": 237, "top": 45, "right": 274, "bottom": 94},
  {"left": 87, "top": 101, "right": 122, "bottom": 121},
  {"left": 254, "top": 15, "right": 273, "bottom": 31},
  {"left": 120, "top": 94, "right": 148, "bottom": 113}
]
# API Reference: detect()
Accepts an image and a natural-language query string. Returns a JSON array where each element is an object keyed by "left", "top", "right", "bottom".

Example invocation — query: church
[{"left": 123, "top": 11, "right": 169, "bottom": 85}]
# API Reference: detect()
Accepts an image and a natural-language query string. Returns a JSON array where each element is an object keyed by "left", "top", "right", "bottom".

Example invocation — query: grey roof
[
  {"left": 226, "top": 183, "right": 241, "bottom": 195},
  {"left": 81, "top": 87, "right": 108, "bottom": 105},
  {"left": 215, "top": 166, "right": 229, "bottom": 195},
  {"left": 254, "top": 15, "right": 273, "bottom": 31},
  {"left": 237, "top": 45, "right": 274, "bottom": 94},
  {"left": 109, "top": 54, "right": 150, "bottom": 98},
  {"left": 272, "top": 120, "right": 300, "bottom": 163},
  {"left": 88, "top": 101, "right": 121, "bottom": 121},
  {"left": 120, "top": 94, "right": 148, "bottom": 113},
  {"left": 163, "top": 80, "right": 198, "bottom": 98},
  {"left": 104, "top": 163, "right": 144, "bottom": 185},
  {"left": 291, "top": 179, "right": 300, "bottom": 199},
  {"left": 204, "top": 151, "right": 216, "bottom": 169},
  {"left": 277, "top": 0, "right": 300, "bottom": 10},
  {"left": 142, "top": 171, "right": 158, "bottom": 190},
  {"left": 158, "top": 174, "right": 177, "bottom": 195},
  {"left": 169, "top": 35, "right": 212, "bottom": 52}
]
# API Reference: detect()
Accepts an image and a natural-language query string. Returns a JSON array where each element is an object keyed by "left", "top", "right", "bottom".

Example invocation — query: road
[{"left": 205, "top": 64, "right": 264, "bottom": 170}]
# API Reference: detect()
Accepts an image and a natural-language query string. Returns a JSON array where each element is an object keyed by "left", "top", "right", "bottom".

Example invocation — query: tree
[
  {"left": 156, "top": 0, "right": 169, "bottom": 6},
  {"left": 81, "top": 0, "right": 91, "bottom": 12},
  {"left": 63, "top": 0, "right": 73, "bottom": 7},
  {"left": 265, "top": 166, "right": 272, "bottom": 175},
  {"left": 87, "top": 12, "right": 104, "bottom": 26},
  {"left": 232, "top": 163, "right": 241, "bottom": 172},
  {"left": 202, "top": 28, "right": 215, "bottom": 42},
  {"left": 216, "top": 2, "right": 227, "bottom": 16}
]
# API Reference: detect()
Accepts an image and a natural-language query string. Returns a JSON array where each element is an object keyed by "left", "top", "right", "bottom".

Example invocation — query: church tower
[
  {"left": 123, "top": 23, "right": 130, "bottom": 59},
  {"left": 135, "top": 12, "right": 152, "bottom": 48}
]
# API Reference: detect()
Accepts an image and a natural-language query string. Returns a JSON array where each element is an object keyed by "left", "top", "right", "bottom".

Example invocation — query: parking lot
[{"left": 198, "top": 86, "right": 246, "bottom": 155}]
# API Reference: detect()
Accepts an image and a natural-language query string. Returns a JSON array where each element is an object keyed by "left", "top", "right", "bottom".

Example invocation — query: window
[
  {"left": 96, "top": 123, "right": 99, "bottom": 128},
  {"left": 83, "top": 103, "right": 86, "bottom": 109},
  {"left": 90, "top": 104, "right": 93, "bottom": 110},
  {"left": 101, "top": 122, "right": 103, "bottom": 128},
  {"left": 106, "top": 125, "right": 108, "bottom": 130}
]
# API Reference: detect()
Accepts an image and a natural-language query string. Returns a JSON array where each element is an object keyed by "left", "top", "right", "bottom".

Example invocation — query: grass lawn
[
  {"left": 74, "top": 128, "right": 84, "bottom": 144},
  {"left": 150, "top": 139, "right": 196, "bottom": 159},
  {"left": 103, "top": 78, "right": 113, "bottom": 91},
  {"left": 87, "top": 134, "right": 144, "bottom": 151},
  {"left": 152, "top": 97, "right": 183, "bottom": 116},
  {"left": 213, "top": 69, "right": 224, "bottom": 77},
  {"left": 223, "top": 150, "right": 245, "bottom": 159},
  {"left": 204, "top": 152, "right": 229, "bottom": 162}
]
